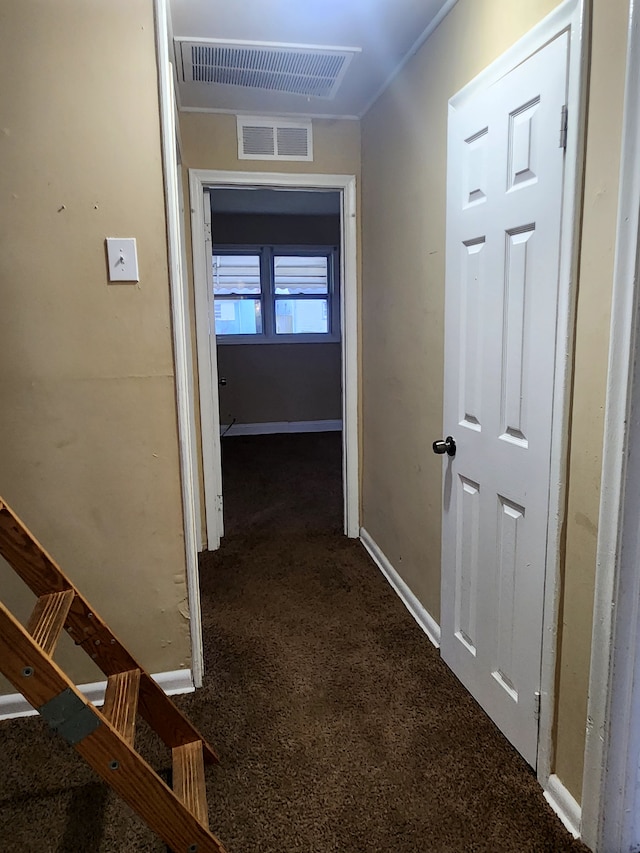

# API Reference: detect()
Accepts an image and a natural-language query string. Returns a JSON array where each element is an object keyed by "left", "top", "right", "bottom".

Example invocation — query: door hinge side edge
[{"left": 559, "top": 104, "right": 568, "bottom": 150}]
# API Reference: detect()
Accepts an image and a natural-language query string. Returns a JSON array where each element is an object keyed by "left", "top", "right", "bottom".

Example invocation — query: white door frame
[
  {"left": 189, "top": 169, "right": 360, "bottom": 546},
  {"left": 445, "top": 0, "right": 587, "bottom": 790},
  {"left": 154, "top": 0, "right": 204, "bottom": 686},
  {"left": 581, "top": 1, "right": 640, "bottom": 849}
]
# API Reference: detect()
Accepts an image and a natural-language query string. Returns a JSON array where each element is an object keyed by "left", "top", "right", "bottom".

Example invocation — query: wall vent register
[{"left": 236, "top": 116, "right": 313, "bottom": 161}]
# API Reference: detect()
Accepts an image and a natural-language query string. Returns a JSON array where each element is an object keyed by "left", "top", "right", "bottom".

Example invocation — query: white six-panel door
[{"left": 440, "top": 32, "right": 569, "bottom": 767}]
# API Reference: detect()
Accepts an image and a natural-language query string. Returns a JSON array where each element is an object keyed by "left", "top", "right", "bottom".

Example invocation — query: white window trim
[{"left": 214, "top": 244, "right": 340, "bottom": 344}]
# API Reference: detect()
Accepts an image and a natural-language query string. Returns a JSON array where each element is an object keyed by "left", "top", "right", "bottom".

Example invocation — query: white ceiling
[{"left": 169, "top": 0, "right": 452, "bottom": 118}]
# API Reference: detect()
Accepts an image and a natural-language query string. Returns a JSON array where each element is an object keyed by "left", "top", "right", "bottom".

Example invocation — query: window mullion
[
  {"left": 261, "top": 247, "right": 275, "bottom": 339},
  {"left": 330, "top": 247, "right": 340, "bottom": 338}
]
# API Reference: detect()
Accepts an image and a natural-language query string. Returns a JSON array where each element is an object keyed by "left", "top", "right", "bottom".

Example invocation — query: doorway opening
[
  {"left": 210, "top": 187, "right": 344, "bottom": 535},
  {"left": 189, "top": 170, "right": 359, "bottom": 552}
]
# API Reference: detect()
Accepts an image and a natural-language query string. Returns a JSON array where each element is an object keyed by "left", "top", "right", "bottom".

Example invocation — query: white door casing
[
  {"left": 441, "top": 33, "right": 569, "bottom": 767},
  {"left": 582, "top": 0, "right": 640, "bottom": 847},
  {"left": 198, "top": 191, "right": 224, "bottom": 548},
  {"left": 190, "top": 170, "right": 360, "bottom": 547},
  {"left": 154, "top": 0, "right": 204, "bottom": 686}
]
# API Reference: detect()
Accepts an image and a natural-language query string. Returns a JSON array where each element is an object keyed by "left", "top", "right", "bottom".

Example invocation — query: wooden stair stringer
[
  {"left": 0, "top": 599, "right": 228, "bottom": 853},
  {"left": 0, "top": 499, "right": 219, "bottom": 764},
  {"left": 0, "top": 499, "right": 68, "bottom": 596}
]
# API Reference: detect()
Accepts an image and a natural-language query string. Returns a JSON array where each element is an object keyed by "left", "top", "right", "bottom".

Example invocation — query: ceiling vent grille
[
  {"left": 237, "top": 116, "right": 313, "bottom": 161},
  {"left": 176, "top": 39, "right": 358, "bottom": 100}
]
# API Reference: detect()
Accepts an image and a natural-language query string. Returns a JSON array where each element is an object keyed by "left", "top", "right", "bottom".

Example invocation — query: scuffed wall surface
[{"left": 0, "top": 0, "right": 191, "bottom": 692}]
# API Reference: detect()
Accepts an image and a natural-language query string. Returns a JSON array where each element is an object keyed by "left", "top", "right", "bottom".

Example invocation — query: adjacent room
[{"left": 207, "top": 187, "right": 344, "bottom": 536}]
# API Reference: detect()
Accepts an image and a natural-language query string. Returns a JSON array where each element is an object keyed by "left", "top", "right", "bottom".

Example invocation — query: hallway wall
[
  {"left": 360, "top": 0, "right": 628, "bottom": 801},
  {"left": 0, "top": 0, "right": 191, "bottom": 691}
]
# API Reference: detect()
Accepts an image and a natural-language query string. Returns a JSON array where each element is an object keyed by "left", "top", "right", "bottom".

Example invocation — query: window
[
  {"left": 212, "top": 254, "right": 262, "bottom": 335},
  {"left": 212, "top": 246, "right": 339, "bottom": 343}
]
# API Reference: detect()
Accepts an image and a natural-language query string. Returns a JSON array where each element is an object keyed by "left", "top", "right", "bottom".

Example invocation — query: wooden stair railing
[{"left": 0, "top": 497, "right": 228, "bottom": 853}]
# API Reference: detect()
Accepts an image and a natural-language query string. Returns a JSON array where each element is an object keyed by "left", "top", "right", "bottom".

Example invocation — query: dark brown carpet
[{"left": 0, "top": 432, "right": 589, "bottom": 852}]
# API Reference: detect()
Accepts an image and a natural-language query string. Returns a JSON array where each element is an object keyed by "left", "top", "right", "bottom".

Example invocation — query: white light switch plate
[{"left": 106, "top": 237, "right": 139, "bottom": 282}]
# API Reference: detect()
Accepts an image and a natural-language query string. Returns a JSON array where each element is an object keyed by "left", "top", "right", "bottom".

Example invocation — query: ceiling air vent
[
  {"left": 176, "top": 39, "right": 359, "bottom": 100},
  {"left": 237, "top": 116, "right": 313, "bottom": 162}
]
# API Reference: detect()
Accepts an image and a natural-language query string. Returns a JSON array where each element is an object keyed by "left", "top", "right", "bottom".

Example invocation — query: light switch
[{"left": 106, "top": 237, "right": 139, "bottom": 282}]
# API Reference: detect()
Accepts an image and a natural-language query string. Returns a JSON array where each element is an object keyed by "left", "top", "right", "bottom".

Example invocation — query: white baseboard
[
  {"left": 361, "top": 528, "right": 582, "bottom": 842},
  {"left": 221, "top": 419, "right": 342, "bottom": 436},
  {"left": 359, "top": 527, "right": 441, "bottom": 648},
  {"left": 0, "top": 668, "right": 195, "bottom": 721},
  {"left": 544, "top": 773, "right": 581, "bottom": 839}
]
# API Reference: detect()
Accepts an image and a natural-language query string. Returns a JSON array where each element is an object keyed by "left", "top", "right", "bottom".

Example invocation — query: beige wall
[
  {"left": 180, "top": 112, "right": 361, "bottom": 177},
  {"left": 360, "top": 0, "right": 628, "bottom": 802},
  {"left": 0, "top": 0, "right": 191, "bottom": 692},
  {"left": 218, "top": 344, "right": 342, "bottom": 425}
]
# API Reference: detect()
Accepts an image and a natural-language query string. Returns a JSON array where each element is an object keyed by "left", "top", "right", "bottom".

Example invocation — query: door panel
[
  {"left": 459, "top": 238, "right": 485, "bottom": 430},
  {"left": 455, "top": 475, "right": 481, "bottom": 655},
  {"left": 441, "top": 33, "right": 569, "bottom": 767}
]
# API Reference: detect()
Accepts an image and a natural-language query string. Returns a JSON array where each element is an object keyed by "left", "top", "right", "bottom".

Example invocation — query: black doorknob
[{"left": 433, "top": 436, "right": 456, "bottom": 457}]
